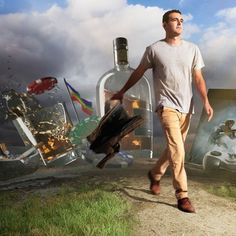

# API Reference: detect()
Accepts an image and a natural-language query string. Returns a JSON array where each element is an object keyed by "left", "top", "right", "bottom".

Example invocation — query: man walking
[{"left": 111, "top": 9, "right": 213, "bottom": 213}]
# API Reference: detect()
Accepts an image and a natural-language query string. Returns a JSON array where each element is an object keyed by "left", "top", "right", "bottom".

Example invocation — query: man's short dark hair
[{"left": 162, "top": 9, "right": 182, "bottom": 23}]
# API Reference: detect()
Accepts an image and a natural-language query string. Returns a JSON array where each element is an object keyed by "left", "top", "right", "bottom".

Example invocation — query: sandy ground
[
  {"left": 0, "top": 158, "right": 236, "bottom": 236},
  {"left": 121, "top": 169, "right": 236, "bottom": 236}
]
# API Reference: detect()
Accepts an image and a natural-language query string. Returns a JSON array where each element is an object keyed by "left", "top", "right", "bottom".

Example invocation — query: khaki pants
[{"left": 151, "top": 107, "right": 191, "bottom": 199}]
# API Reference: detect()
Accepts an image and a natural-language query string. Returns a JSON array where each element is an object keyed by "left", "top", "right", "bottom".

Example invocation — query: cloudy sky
[{"left": 0, "top": 0, "right": 236, "bottom": 145}]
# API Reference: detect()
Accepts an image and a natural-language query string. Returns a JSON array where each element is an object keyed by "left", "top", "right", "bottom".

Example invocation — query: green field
[{"left": 0, "top": 184, "right": 135, "bottom": 236}]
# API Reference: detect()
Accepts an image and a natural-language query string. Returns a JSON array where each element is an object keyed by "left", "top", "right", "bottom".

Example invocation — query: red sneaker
[
  {"left": 178, "top": 198, "right": 196, "bottom": 213},
  {"left": 148, "top": 171, "right": 160, "bottom": 195}
]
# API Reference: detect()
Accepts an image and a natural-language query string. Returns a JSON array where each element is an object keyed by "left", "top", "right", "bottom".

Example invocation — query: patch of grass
[
  {"left": 0, "top": 185, "right": 135, "bottom": 236},
  {"left": 207, "top": 184, "right": 236, "bottom": 201}
]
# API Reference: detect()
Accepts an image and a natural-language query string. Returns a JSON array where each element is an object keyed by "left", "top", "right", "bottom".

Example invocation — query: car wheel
[{"left": 203, "top": 153, "right": 221, "bottom": 171}]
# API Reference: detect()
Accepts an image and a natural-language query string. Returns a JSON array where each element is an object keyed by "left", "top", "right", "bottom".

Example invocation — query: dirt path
[
  {"left": 1, "top": 158, "right": 236, "bottom": 236},
  {"left": 119, "top": 174, "right": 236, "bottom": 236}
]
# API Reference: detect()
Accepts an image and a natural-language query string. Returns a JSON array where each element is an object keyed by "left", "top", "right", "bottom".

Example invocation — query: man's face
[{"left": 163, "top": 12, "right": 183, "bottom": 36}]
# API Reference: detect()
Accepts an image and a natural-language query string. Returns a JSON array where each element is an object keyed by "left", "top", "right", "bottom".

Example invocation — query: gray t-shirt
[{"left": 140, "top": 39, "right": 205, "bottom": 114}]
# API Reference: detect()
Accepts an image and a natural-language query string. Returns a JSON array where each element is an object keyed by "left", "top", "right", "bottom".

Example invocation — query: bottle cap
[{"left": 113, "top": 37, "right": 128, "bottom": 50}]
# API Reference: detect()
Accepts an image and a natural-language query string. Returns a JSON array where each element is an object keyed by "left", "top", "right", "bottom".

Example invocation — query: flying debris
[
  {"left": 1, "top": 89, "right": 41, "bottom": 120},
  {"left": 26, "top": 77, "right": 58, "bottom": 95},
  {"left": 69, "top": 116, "right": 100, "bottom": 145},
  {"left": 0, "top": 88, "right": 82, "bottom": 179},
  {"left": 87, "top": 104, "right": 143, "bottom": 169}
]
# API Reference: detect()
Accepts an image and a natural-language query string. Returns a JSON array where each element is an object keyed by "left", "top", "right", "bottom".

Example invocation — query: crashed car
[
  {"left": 203, "top": 149, "right": 236, "bottom": 172},
  {"left": 203, "top": 134, "right": 236, "bottom": 172}
]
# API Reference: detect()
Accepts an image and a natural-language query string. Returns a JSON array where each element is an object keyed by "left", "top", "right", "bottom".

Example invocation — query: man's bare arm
[
  {"left": 193, "top": 69, "right": 213, "bottom": 121},
  {"left": 111, "top": 63, "right": 147, "bottom": 101}
]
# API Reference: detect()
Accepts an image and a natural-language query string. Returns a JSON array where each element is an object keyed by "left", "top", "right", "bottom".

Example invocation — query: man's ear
[{"left": 162, "top": 22, "right": 166, "bottom": 29}]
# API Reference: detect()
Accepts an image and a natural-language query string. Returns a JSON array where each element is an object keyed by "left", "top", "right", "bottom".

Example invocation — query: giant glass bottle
[{"left": 96, "top": 37, "right": 153, "bottom": 158}]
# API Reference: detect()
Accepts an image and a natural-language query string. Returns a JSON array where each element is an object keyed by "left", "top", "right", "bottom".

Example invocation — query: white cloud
[
  {"left": 183, "top": 23, "right": 200, "bottom": 39},
  {"left": 0, "top": 0, "right": 211, "bottom": 116},
  {"left": 199, "top": 7, "right": 236, "bottom": 89},
  {"left": 65, "top": 0, "right": 126, "bottom": 19},
  {"left": 0, "top": 1, "right": 164, "bottom": 95},
  {"left": 183, "top": 13, "right": 193, "bottom": 22},
  {"left": 178, "top": 0, "right": 185, "bottom": 7},
  {"left": 216, "top": 6, "right": 236, "bottom": 21}
]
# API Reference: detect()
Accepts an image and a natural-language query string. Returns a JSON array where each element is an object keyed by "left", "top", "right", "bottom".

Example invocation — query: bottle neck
[{"left": 113, "top": 48, "right": 129, "bottom": 70}]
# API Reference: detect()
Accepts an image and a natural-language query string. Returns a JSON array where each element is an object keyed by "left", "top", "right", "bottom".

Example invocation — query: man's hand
[
  {"left": 110, "top": 91, "right": 124, "bottom": 103},
  {"left": 204, "top": 101, "right": 213, "bottom": 122},
  {"left": 193, "top": 69, "right": 214, "bottom": 122},
  {"left": 110, "top": 64, "right": 147, "bottom": 104}
]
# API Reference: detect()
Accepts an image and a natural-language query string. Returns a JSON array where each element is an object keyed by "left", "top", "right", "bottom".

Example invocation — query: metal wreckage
[
  {"left": 203, "top": 119, "right": 236, "bottom": 172},
  {"left": 0, "top": 88, "right": 143, "bottom": 179}
]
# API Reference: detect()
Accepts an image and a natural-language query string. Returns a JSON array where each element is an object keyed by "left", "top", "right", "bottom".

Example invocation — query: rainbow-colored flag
[{"left": 65, "top": 81, "right": 93, "bottom": 115}]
